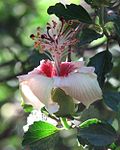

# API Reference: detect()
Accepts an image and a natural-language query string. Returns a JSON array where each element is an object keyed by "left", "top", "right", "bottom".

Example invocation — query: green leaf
[
  {"left": 28, "top": 133, "right": 59, "bottom": 150},
  {"left": 23, "top": 129, "right": 75, "bottom": 150},
  {"left": 78, "top": 28, "right": 103, "bottom": 46},
  {"left": 80, "top": 118, "right": 101, "bottom": 128},
  {"left": 88, "top": 50, "right": 113, "bottom": 88},
  {"left": 22, "top": 103, "right": 33, "bottom": 113},
  {"left": 106, "top": 13, "right": 120, "bottom": 38},
  {"left": 47, "top": 3, "right": 92, "bottom": 24},
  {"left": 114, "top": 18, "right": 120, "bottom": 38},
  {"left": 51, "top": 88, "right": 75, "bottom": 117},
  {"left": 103, "top": 91, "right": 120, "bottom": 112},
  {"left": 78, "top": 119, "right": 117, "bottom": 146},
  {"left": 22, "top": 121, "right": 59, "bottom": 145},
  {"left": 109, "top": 142, "right": 117, "bottom": 150},
  {"left": 26, "top": 130, "right": 78, "bottom": 150},
  {"left": 79, "top": 106, "right": 100, "bottom": 123}
]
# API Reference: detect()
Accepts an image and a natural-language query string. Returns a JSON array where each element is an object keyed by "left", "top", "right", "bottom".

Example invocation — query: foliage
[
  {"left": 103, "top": 91, "right": 120, "bottom": 112},
  {"left": 22, "top": 121, "right": 59, "bottom": 145},
  {"left": 88, "top": 50, "right": 113, "bottom": 88},
  {"left": 78, "top": 119, "right": 117, "bottom": 146},
  {"left": 78, "top": 28, "right": 103, "bottom": 46},
  {"left": 47, "top": 3, "right": 92, "bottom": 24},
  {"left": 22, "top": 0, "right": 120, "bottom": 149},
  {"left": 51, "top": 88, "right": 75, "bottom": 116},
  {"left": 0, "top": 0, "right": 120, "bottom": 150}
]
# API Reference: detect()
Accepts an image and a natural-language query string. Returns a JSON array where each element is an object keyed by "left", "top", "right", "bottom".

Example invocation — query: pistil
[{"left": 30, "top": 18, "right": 79, "bottom": 76}]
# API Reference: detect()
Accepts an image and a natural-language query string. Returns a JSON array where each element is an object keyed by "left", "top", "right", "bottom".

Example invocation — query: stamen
[
  {"left": 47, "top": 22, "right": 50, "bottom": 26},
  {"left": 58, "top": 18, "right": 65, "bottom": 38},
  {"left": 44, "top": 51, "right": 53, "bottom": 61},
  {"left": 41, "top": 34, "right": 51, "bottom": 41},
  {"left": 63, "top": 28, "right": 74, "bottom": 39},
  {"left": 37, "top": 27, "right": 41, "bottom": 30},
  {"left": 52, "top": 20, "right": 57, "bottom": 29},
  {"left": 31, "top": 19, "right": 79, "bottom": 74},
  {"left": 60, "top": 51, "right": 69, "bottom": 61},
  {"left": 47, "top": 27, "right": 54, "bottom": 42},
  {"left": 41, "top": 34, "right": 46, "bottom": 39},
  {"left": 37, "top": 27, "right": 41, "bottom": 36},
  {"left": 34, "top": 41, "right": 40, "bottom": 48},
  {"left": 53, "top": 55, "right": 61, "bottom": 76},
  {"left": 30, "top": 34, "right": 36, "bottom": 40}
]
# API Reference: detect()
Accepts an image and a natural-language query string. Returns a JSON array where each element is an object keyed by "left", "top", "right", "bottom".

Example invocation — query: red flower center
[{"left": 39, "top": 60, "right": 77, "bottom": 77}]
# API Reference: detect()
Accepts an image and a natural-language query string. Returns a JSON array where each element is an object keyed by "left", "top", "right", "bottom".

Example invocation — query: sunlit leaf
[
  {"left": 24, "top": 130, "right": 74, "bottom": 150},
  {"left": 22, "top": 104, "right": 33, "bottom": 113},
  {"left": 22, "top": 121, "right": 59, "bottom": 145}
]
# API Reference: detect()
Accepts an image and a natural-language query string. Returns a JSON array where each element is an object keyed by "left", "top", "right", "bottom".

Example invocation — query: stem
[
  {"left": 53, "top": 54, "right": 61, "bottom": 76},
  {"left": 68, "top": 46, "right": 71, "bottom": 62},
  {"left": 99, "top": 6, "right": 105, "bottom": 28},
  {"left": 44, "top": 51, "right": 53, "bottom": 61},
  {"left": 60, "top": 117, "right": 71, "bottom": 129},
  {"left": 106, "top": 38, "right": 109, "bottom": 51},
  {"left": 99, "top": 7, "right": 110, "bottom": 51}
]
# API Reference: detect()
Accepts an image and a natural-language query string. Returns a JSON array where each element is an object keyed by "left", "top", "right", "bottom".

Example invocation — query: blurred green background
[
  {"left": 0, "top": 0, "right": 80, "bottom": 150},
  {"left": 0, "top": 0, "right": 120, "bottom": 150}
]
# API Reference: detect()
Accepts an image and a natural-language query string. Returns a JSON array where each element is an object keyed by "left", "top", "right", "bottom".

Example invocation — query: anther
[
  {"left": 30, "top": 34, "right": 35, "bottom": 40},
  {"left": 47, "top": 26, "right": 51, "bottom": 30},
  {"left": 41, "top": 34, "right": 46, "bottom": 39}
]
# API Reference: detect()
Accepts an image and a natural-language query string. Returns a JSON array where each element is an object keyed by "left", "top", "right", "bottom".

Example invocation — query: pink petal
[
  {"left": 18, "top": 74, "right": 54, "bottom": 110},
  {"left": 59, "top": 61, "right": 84, "bottom": 77},
  {"left": 79, "top": 67, "right": 95, "bottom": 73},
  {"left": 54, "top": 72, "right": 102, "bottom": 107},
  {"left": 20, "top": 83, "right": 44, "bottom": 109},
  {"left": 38, "top": 60, "right": 55, "bottom": 77}
]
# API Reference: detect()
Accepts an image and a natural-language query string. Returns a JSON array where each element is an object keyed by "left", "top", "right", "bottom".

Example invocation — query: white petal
[
  {"left": 46, "top": 102, "right": 60, "bottom": 114},
  {"left": 19, "top": 74, "right": 54, "bottom": 109},
  {"left": 70, "top": 61, "right": 84, "bottom": 68},
  {"left": 20, "top": 83, "right": 43, "bottom": 109},
  {"left": 79, "top": 67, "right": 95, "bottom": 73},
  {"left": 54, "top": 72, "right": 102, "bottom": 107}
]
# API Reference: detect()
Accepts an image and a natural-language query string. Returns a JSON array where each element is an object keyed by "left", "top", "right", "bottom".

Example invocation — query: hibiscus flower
[{"left": 18, "top": 18, "right": 102, "bottom": 114}]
